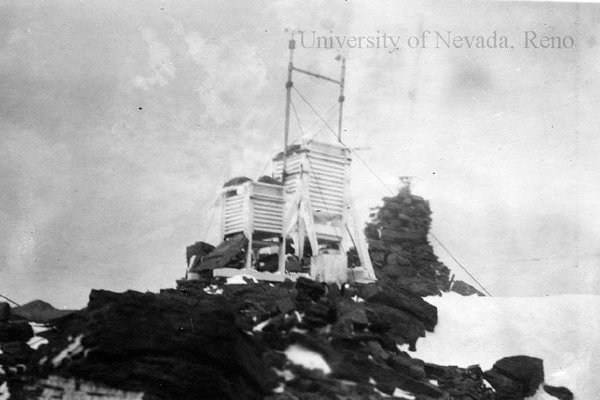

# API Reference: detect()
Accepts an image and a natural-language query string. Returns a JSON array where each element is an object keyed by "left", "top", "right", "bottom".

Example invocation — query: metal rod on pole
[
  {"left": 279, "top": 35, "right": 295, "bottom": 274},
  {"left": 292, "top": 66, "right": 340, "bottom": 84},
  {"left": 337, "top": 57, "right": 346, "bottom": 141},
  {"left": 282, "top": 37, "right": 295, "bottom": 185}
]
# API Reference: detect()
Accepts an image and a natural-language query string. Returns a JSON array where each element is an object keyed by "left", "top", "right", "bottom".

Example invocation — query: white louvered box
[
  {"left": 221, "top": 181, "right": 284, "bottom": 238},
  {"left": 273, "top": 141, "right": 350, "bottom": 217}
]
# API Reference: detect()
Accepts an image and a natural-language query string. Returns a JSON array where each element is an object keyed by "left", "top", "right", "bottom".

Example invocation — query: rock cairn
[{"left": 365, "top": 185, "right": 482, "bottom": 297}]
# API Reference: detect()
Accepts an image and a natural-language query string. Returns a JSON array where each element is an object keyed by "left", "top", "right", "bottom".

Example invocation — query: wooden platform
[
  {"left": 212, "top": 268, "right": 309, "bottom": 282},
  {"left": 211, "top": 266, "right": 375, "bottom": 284}
]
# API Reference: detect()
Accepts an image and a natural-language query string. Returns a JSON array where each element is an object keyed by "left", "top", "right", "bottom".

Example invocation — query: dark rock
[
  {"left": 256, "top": 253, "right": 279, "bottom": 273},
  {"left": 285, "top": 256, "right": 303, "bottom": 272},
  {"left": 275, "top": 297, "right": 296, "bottom": 315},
  {"left": 330, "top": 332, "right": 390, "bottom": 352},
  {"left": 303, "top": 301, "right": 336, "bottom": 329},
  {"left": 451, "top": 280, "right": 484, "bottom": 296},
  {"left": 388, "top": 276, "right": 442, "bottom": 298},
  {"left": 424, "top": 362, "right": 448, "bottom": 379},
  {"left": 0, "top": 341, "right": 34, "bottom": 366},
  {"left": 364, "top": 302, "right": 425, "bottom": 349},
  {"left": 176, "top": 276, "right": 212, "bottom": 294},
  {"left": 379, "top": 264, "right": 403, "bottom": 279},
  {"left": 544, "top": 384, "right": 574, "bottom": 400},
  {"left": 0, "top": 321, "right": 33, "bottom": 342},
  {"left": 434, "top": 364, "right": 495, "bottom": 399},
  {"left": 185, "top": 241, "right": 215, "bottom": 268},
  {"left": 380, "top": 228, "right": 423, "bottom": 243},
  {"left": 295, "top": 277, "right": 326, "bottom": 301},
  {"left": 37, "top": 289, "right": 274, "bottom": 400},
  {"left": 387, "top": 353, "right": 425, "bottom": 379},
  {"left": 366, "top": 283, "right": 437, "bottom": 331},
  {"left": 325, "top": 283, "right": 341, "bottom": 302},
  {"left": 196, "top": 233, "right": 248, "bottom": 271},
  {"left": 488, "top": 355, "right": 544, "bottom": 398},
  {"left": 484, "top": 367, "right": 524, "bottom": 400},
  {"left": 385, "top": 253, "right": 412, "bottom": 267},
  {"left": 368, "top": 361, "right": 444, "bottom": 398},
  {"left": 263, "top": 350, "right": 287, "bottom": 370},
  {"left": 336, "top": 298, "right": 368, "bottom": 329},
  {"left": 329, "top": 351, "right": 371, "bottom": 384},
  {"left": 366, "top": 341, "right": 389, "bottom": 363},
  {"left": 356, "top": 283, "right": 380, "bottom": 300},
  {"left": 340, "top": 284, "right": 358, "bottom": 299},
  {"left": 369, "top": 250, "right": 386, "bottom": 267},
  {"left": 0, "top": 302, "right": 10, "bottom": 322}
]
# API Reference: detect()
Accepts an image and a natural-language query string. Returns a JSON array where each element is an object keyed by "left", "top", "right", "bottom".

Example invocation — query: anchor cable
[{"left": 292, "top": 84, "right": 493, "bottom": 296}]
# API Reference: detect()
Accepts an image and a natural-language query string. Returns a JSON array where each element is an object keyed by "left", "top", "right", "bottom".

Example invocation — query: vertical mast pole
[
  {"left": 282, "top": 37, "right": 295, "bottom": 184},
  {"left": 337, "top": 57, "right": 346, "bottom": 141},
  {"left": 279, "top": 36, "right": 295, "bottom": 274}
]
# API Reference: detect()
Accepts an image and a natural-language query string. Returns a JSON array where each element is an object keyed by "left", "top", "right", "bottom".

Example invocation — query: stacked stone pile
[{"left": 365, "top": 185, "right": 482, "bottom": 297}]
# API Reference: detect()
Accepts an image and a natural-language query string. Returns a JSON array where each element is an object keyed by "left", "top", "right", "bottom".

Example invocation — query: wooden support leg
[
  {"left": 246, "top": 231, "right": 253, "bottom": 270},
  {"left": 298, "top": 219, "right": 305, "bottom": 259},
  {"left": 278, "top": 236, "right": 286, "bottom": 274}
]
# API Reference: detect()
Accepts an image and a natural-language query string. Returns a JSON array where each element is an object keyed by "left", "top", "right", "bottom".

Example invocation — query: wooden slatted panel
[
  {"left": 224, "top": 193, "right": 245, "bottom": 235},
  {"left": 272, "top": 141, "right": 350, "bottom": 216},
  {"left": 307, "top": 149, "right": 347, "bottom": 216},
  {"left": 251, "top": 183, "right": 284, "bottom": 235}
]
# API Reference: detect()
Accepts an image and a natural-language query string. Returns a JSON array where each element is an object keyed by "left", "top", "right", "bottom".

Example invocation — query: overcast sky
[{"left": 1, "top": 0, "right": 599, "bottom": 308}]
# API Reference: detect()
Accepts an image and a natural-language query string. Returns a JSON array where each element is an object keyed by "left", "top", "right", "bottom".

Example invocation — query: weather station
[{"left": 187, "top": 35, "right": 376, "bottom": 284}]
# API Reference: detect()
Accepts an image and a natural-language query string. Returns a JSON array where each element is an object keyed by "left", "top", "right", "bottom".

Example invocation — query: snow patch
[
  {"left": 413, "top": 293, "right": 600, "bottom": 399},
  {"left": 0, "top": 381, "right": 8, "bottom": 400},
  {"left": 28, "top": 323, "right": 51, "bottom": 350},
  {"left": 284, "top": 344, "right": 331, "bottom": 374},
  {"left": 28, "top": 336, "right": 49, "bottom": 350},
  {"left": 482, "top": 378, "right": 494, "bottom": 390},
  {"left": 253, "top": 318, "right": 271, "bottom": 332},
  {"left": 373, "top": 386, "right": 391, "bottom": 397},
  {"left": 30, "top": 323, "right": 51, "bottom": 335},
  {"left": 203, "top": 285, "right": 223, "bottom": 295},
  {"left": 52, "top": 334, "right": 84, "bottom": 367},
  {"left": 273, "top": 368, "right": 295, "bottom": 381},
  {"left": 226, "top": 274, "right": 258, "bottom": 285},
  {"left": 352, "top": 295, "right": 365, "bottom": 303},
  {"left": 392, "top": 388, "right": 416, "bottom": 399}
]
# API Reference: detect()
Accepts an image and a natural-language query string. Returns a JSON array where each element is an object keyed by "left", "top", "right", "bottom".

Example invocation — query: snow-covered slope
[{"left": 408, "top": 292, "right": 600, "bottom": 399}]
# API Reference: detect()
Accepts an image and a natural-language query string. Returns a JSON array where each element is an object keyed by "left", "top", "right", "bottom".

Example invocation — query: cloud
[
  {"left": 184, "top": 31, "right": 267, "bottom": 126},
  {"left": 133, "top": 27, "right": 176, "bottom": 90},
  {"left": 1, "top": 129, "right": 73, "bottom": 272}
]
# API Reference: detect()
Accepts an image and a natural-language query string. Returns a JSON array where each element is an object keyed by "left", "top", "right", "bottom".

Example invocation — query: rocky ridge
[{"left": 0, "top": 187, "right": 574, "bottom": 399}]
